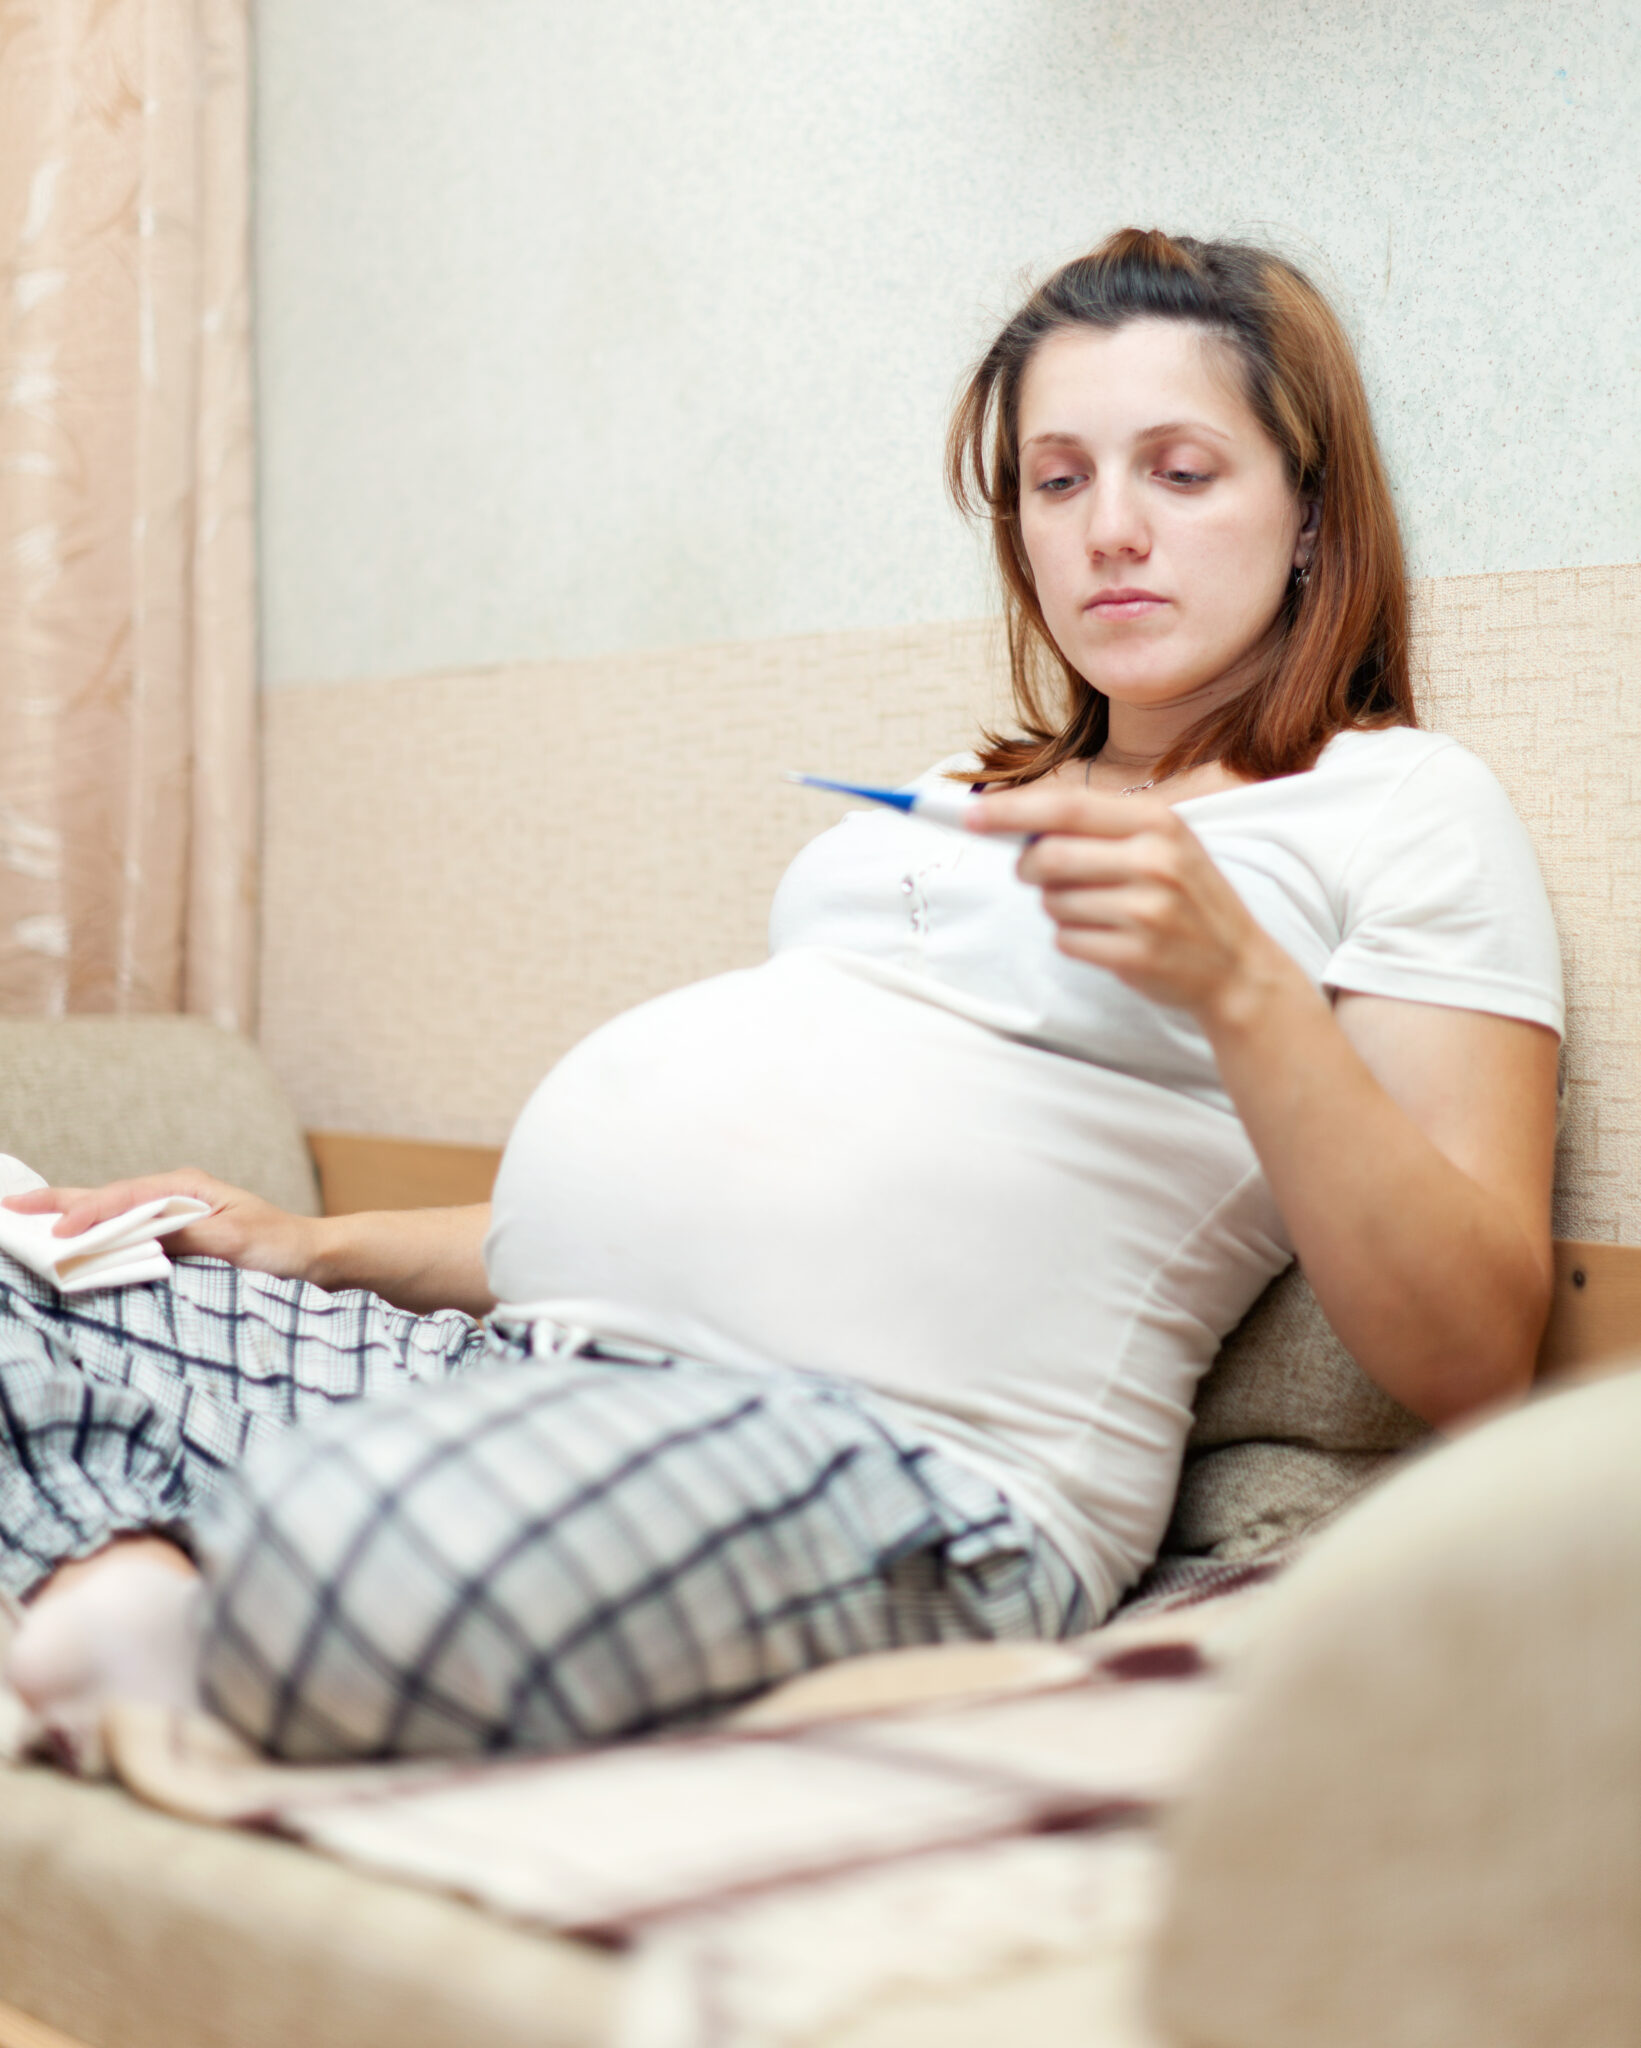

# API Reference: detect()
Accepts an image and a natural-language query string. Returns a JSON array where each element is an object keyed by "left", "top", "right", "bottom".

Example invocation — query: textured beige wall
[
  {"left": 261, "top": 618, "right": 1010, "bottom": 1139},
  {"left": 261, "top": 564, "right": 1640, "bottom": 1244}
]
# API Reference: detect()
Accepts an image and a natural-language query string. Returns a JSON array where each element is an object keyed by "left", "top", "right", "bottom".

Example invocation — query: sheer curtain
[{"left": 0, "top": 0, "right": 256, "bottom": 1029}]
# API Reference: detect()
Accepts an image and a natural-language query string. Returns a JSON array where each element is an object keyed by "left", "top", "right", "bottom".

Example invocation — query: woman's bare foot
[
  {"left": 4, "top": 1537, "right": 205, "bottom": 1774},
  {"left": 26, "top": 1533, "right": 197, "bottom": 1607}
]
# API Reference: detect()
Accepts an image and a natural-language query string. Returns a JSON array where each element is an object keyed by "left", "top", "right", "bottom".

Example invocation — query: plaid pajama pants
[{"left": 0, "top": 1253, "right": 1092, "bottom": 1760}]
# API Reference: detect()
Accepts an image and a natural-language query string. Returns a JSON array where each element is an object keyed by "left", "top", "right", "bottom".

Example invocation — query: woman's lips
[{"left": 1086, "top": 588, "right": 1168, "bottom": 619}]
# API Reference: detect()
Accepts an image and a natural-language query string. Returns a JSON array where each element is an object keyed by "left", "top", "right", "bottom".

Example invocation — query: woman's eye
[
  {"left": 1036, "top": 473, "right": 1083, "bottom": 494},
  {"left": 1159, "top": 468, "right": 1213, "bottom": 487}
]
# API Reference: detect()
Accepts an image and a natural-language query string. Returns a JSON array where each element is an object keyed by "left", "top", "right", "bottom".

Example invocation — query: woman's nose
[{"left": 1082, "top": 481, "right": 1149, "bottom": 560}]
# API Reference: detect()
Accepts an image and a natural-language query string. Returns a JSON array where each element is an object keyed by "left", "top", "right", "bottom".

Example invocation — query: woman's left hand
[{"left": 966, "top": 785, "right": 1287, "bottom": 1019}]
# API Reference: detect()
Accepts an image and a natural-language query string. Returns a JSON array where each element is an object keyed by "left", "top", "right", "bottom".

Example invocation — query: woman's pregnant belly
[{"left": 483, "top": 948, "right": 1277, "bottom": 1436}]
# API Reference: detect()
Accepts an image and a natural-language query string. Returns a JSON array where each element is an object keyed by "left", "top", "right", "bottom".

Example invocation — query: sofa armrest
[
  {"left": 0, "top": 1993, "right": 88, "bottom": 2048},
  {"left": 306, "top": 1134, "right": 502, "bottom": 1216},
  {"left": 1538, "top": 1240, "right": 1641, "bottom": 1381}
]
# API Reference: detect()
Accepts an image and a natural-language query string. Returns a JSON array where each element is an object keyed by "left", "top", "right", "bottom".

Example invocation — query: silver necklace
[{"left": 1085, "top": 758, "right": 1158, "bottom": 796}]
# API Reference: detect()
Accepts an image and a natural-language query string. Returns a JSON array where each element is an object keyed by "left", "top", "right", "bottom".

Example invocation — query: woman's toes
[{"left": 3, "top": 1552, "right": 205, "bottom": 1772}]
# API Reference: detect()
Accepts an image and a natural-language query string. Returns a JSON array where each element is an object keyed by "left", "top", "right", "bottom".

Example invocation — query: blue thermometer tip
[{"left": 785, "top": 772, "right": 918, "bottom": 813}]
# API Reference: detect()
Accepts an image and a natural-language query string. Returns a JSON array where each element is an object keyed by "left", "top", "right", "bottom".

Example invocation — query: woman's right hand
[{"left": 2, "top": 1170, "right": 323, "bottom": 1284}]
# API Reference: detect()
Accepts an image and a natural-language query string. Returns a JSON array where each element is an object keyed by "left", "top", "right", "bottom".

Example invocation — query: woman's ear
[{"left": 1294, "top": 497, "right": 1322, "bottom": 571}]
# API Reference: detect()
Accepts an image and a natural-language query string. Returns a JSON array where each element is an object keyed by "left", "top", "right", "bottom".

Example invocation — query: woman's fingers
[
  {"left": 967, "top": 786, "right": 1176, "bottom": 841},
  {"left": 1019, "top": 834, "right": 1187, "bottom": 902},
  {"left": 2, "top": 1169, "right": 321, "bottom": 1284},
  {"left": 1050, "top": 925, "right": 1158, "bottom": 975},
  {"left": 2, "top": 1186, "right": 88, "bottom": 1216},
  {"left": 3, "top": 1170, "right": 230, "bottom": 1238},
  {"left": 1018, "top": 813, "right": 1203, "bottom": 940},
  {"left": 1038, "top": 880, "right": 1180, "bottom": 931},
  {"left": 972, "top": 788, "right": 1260, "bottom": 1009}
]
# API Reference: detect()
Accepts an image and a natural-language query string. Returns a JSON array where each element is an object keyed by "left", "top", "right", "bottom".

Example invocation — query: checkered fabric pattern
[
  {"left": 0, "top": 1252, "right": 486, "bottom": 1601},
  {"left": 0, "top": 1255, "right": 1090, "bottom": 1759},
  {"left": 198, "top": 1338, "right": 1092, "bottom": 1761}
]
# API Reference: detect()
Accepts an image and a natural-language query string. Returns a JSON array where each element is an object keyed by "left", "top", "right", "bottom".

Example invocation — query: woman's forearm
[
  {"left": 1200, "top": 952, "right": 1554, "bottom": 1425},
  {"left": 306, "top": 1203, "right": 497, "bottom": 1317}
]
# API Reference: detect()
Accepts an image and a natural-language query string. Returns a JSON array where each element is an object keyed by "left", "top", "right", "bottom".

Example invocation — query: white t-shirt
[{"left": 485, "top": 728, "right": 1563, "bottom": 1616}]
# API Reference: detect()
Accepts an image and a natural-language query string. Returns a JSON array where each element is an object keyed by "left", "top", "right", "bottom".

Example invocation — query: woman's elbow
[{"left": 1405, "top": 1259, "right": 1552, "bottom": 1431}]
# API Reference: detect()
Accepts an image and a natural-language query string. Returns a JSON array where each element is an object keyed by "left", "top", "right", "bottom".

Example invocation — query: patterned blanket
[
  {"left": 8, "top": 1555, "right": 1284, "bottom": 2048},
  {"left": 98, "top": 1559, "right": 1271, "bottom": 1923}
]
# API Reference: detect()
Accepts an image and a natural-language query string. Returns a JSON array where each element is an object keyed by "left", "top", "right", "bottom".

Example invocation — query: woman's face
[{"left": 1014, "top": 318, "right": 1312, "bottom": 719}]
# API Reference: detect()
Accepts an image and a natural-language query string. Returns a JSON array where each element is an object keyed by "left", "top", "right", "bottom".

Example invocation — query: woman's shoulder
[
  {"left": 1220, "top": 725, "right": 1545, "bottom": 893},
  {"left": 1327, "top": 716, "right": 1532, "bottom": 802},
  {"left": 1317, "top": 722, "right": 1467, "bottom": 781},
  {"left": 1314, "top": 725, "right": 1563, "bottom": 1034},
  {"left": 1312, "top": 724, "right": 1522, "bottom": 821},
  {"left": 1200, "top": 726, "right": 1512, "bottom": 833}
]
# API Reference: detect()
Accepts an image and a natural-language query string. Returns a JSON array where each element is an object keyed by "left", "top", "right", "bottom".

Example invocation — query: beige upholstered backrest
[
  {"left": 262, "top": 564, "right": 1640, "bottom": 1246},
  {"left": 0, "top": 1018, "right": 320, "bottom": 1215},
  {"left": 1403, "top": 570, "right": 1639, "bottom": 1246}
]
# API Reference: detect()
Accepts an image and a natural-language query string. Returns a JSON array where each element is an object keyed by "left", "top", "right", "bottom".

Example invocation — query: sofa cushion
[
  {"left": 1167, "top": 1265, "right": 1431, "bottom": 1561},
  {"left": 0, "top": 1018, "right": 319, "bottom": 1216},
  {"left": 0, "top": 1760, "right": 616, "bottom": 2048},
  {"left": 1188, "top": 1265, "right": 1429, "bottom": 1454}
]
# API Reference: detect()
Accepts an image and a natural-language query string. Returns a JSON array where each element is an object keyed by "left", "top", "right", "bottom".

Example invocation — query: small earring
[{"left": 1292, "top": 562, "right": 1311, "bottom": 590}]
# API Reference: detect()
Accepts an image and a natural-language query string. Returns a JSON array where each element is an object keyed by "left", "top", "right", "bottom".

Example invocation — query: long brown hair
[{"left": 948, "top": 229, "right": 1414, "bottom": 785}]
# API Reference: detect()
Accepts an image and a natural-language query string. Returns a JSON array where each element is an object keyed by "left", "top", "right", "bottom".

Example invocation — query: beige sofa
[
  {"left": 1, "top": 563, "right": 1638, "bottom": 2047},
  {"left": 1, "top": 1025, "right": 1634, "bottom": 2048}
]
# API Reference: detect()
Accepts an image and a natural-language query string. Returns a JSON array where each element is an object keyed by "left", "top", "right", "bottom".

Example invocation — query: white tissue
[
  {"left": 0, "top": 1158, "right": 210, "bottom": 1294},
  {"left": 0, "top": 1156, "right": 48, "bottom": 1201}
]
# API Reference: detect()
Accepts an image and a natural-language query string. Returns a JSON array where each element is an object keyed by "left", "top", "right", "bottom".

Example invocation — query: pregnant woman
[{"left": 2, "top": 229, "right": 1562, "bottom": 1764}]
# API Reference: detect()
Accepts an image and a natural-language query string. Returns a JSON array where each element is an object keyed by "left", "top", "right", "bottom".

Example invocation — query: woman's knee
[
  {"left": 192, "top": 1366, "right": 675, "bottom": 1759},
  {"left": 196, "top": 1379, "right": 518, "bottom": 1758}
]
